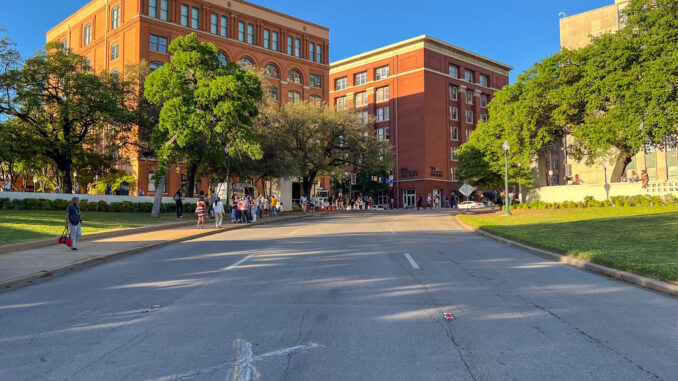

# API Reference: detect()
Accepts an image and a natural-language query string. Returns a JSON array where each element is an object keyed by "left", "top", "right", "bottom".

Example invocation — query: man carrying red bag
[{"left": 65, "top": 197, "right": 82, "bottom": 251}]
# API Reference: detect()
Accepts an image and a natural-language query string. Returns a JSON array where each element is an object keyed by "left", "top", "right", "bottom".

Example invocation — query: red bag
[{"left": 58, "top": 228, "right": 73, "bottom": 247}]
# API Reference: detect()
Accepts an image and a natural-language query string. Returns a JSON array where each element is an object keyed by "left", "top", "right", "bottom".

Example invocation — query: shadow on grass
[{"left": 478, "top": 213, "right": 678, "bottom": 283}]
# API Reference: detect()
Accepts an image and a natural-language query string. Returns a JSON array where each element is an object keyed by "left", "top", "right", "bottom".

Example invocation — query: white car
[{"left": 457, "top": 201, "right": 485, "bottom": 210}]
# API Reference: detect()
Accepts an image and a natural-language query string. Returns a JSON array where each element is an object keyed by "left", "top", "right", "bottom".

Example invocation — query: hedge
[
  {"left": 512, "top": 194, "right": 678, "bottom": 210},
  {"left": 0, "top": 198, "right": 194, "bottom": 214}
]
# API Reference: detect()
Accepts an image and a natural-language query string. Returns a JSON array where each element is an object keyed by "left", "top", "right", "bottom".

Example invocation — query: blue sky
[{"left": 0, "top": 0, "right": 612, "bottom": 82}]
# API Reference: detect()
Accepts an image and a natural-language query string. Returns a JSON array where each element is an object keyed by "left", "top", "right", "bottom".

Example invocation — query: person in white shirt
[
  {"left": 213, "top": 197, "right": 224, "bottom": 228},
  {"left": 300, "top": 195, "right": 308, "bottom": 213}
]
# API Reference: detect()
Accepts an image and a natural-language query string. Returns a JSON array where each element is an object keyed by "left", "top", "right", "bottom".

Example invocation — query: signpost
[{"left": 459, "top": 183, "right": 474, "bottom": 200}]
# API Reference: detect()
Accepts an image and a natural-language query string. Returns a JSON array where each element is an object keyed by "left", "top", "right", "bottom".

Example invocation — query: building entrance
[{"left": 403, "top": 189, "right": 416, "bottom": 208}]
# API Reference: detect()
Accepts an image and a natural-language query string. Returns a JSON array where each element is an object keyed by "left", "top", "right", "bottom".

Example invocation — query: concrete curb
[
  {"left": 0, "top": 214, "right": 314, "bottom": 292},
  {"left": 453, "top": 215, "right": 678, "bottom": 298},
  {"left": 0, "top": 220, "right": 197, "bottom": 255}
]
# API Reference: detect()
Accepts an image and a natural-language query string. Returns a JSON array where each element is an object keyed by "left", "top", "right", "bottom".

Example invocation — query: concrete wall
[
  {"left": 0, "top": 192, "right": 199, "bottom": 205},
  {"left": 526, "top": 181, "right": 678, "bottom": 203}
]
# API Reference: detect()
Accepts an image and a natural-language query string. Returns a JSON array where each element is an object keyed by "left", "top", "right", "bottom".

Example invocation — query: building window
[
  {"left": 375, "top": 65, "right": 389, "bottom": 81},
  {"left": 181, "top": 4, "right": 188, "bottom": 26},
  {"left": 288, "top": 90, "right": 301, "bottom": 104},
  {"left": 465, "top": 110, "right": 474, "bottom": 124},
  {"left": 451, "top": 147, "right": 459, "bottom": 161},
  {"left": 84, "top": 57, "right": 91, "bottom": 72},
  {"left": 294, "top": 38, "right": 301, "bottom": 57},
  {"left": 354, "top": 71, "right": 367, "bottom": 86},
  {"left": 465, "top": 69, "right": 474, "bottom": 83},
  {"left": 191, "top": 7, "right": 199, "bottom": 29},
  {"left": 316, "top": 45, "right": 322, "bottom": 63},
  {"left": 272, "top": 31, "right": 279, "bottom": 51},
  {"left": 83, "top": 24, "right": 91, "bottom": 46},
  {"left": 238, "top": 21, "right": 245, "bottom": 42},
  {"left": 450, "top": 106, "right": 459, "bottom": 120},
  {"left": 247, "top": 24, "right": 254, "bottom": 44},
  {"left": 449, "top": 85, "right": 458, "bottom": 100},
  {"left": 268, "top": 86, "right": 279, "bottom": 102},
  {"left": 335, "top": 96, "right": 348, "bottom": 110},
  {"left": 310, "top": 74, "right": 321, "bottom": 89},
  {"left": 110, "top": 42, "right": 119, "bottom": 61},
  {"left": 218, "top": 52, "right": 228, "bottom": 65},
  {"left": 309, "top": 43, "right": 314, "bottom": 62},
  {"left": 449, "top": 64, "right": 459, "bottom": 78},
  {"left": 385, "top": 126, "right": 391, "bottom": 140},
  {"left": 479, "top": 74, "right": 488, "bottom": 87},
  {"left": 356, "top": 110, "right": 369, "bottom": 124},
  {"left": 376, "top": 86, "right": 390, "bottom": 102},
  {"left": 451, "top": 126, "right": 459, "bottom": 141},
  {"left": 466, "top": 89, "right": 474, "bottom": 105},
  {"left": 451, "top": 167, "right": 459, "bottom": 181},
  {"left": 111, "top": 6, "right": 120, "bottom": 30},
  {"left": 149, "top": 34, "right": 168, "bottom": 53},
  {"left": 287, "top": 70, "right": 302, "bottom": 85},
  {"left": 310, "top": 95, "right": 322, "bottom": 107},
  {"left": 160, "top": 0, "right": 168, "bottom": 21},
  {"left": 239, "top": 57, "right": 254, "bottom": 69},
  {"left": 481, "top": 94, "right": 488, "bottom": 108},
  {"left": 377, "top": 106, "right": 390, "bottom": 122},
  {"left": 149, "top": 0, "right": 157, "bottom": 18},
  {"left": 466, "top": 129, "right": 474, "bottom": 141},
  {"left": 480, "top": 114, "right": 488, "bottom": 122},
  {"left": 377, "top": 128, "right": 385, "bottom": 141},
  {"left": 287, "top": 36, "right": 293, "bottom": 55},
  {"left": 220, "top": 16, "right": 228, "bottom": 37},
  {"left": 355, "top": 92, "right": 368, "bottom": 107},
  {"left": 265, "top": 64, "right": 279, "bottom": 79},
  {"left": 264, "top": 29, "right": 270, "bottom": 49},
  {"left": 150, "top": 61, "right": 164, "bottom": 72},
  {"left": 335, "top": 77, "right": 347, "bottom": 91},
  {"left": 210, "top": 13, "right": 218, "bottom": 34}
]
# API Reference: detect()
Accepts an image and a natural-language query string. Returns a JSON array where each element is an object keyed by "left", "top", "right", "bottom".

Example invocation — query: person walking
[
  {"left": 641, "top": 169, "right": 650, "bottom": 188},
  {"left": 104, "top": 183, "right": 112, "bottom": 195},
  {"left": 444, "top": 194, "right": 451, "bottom": 208},
  {"left": 65, "top": 197, "right": 82, "bottom": 251},
  {"left": 417, "top": 194, "right": 423, "bottom": 211},
  {"left": 214, "top": 197, "right": 224, "bottom": 228},
  {"left": 301, "top": 195, "right": 308, "bottom": 213},
  {"left": 271, "top": 195, "right": 278, "bottom": 216},
  {"left": 209, "top": 189, "right": 217, "bottom": 219},
  {"left": 174, "top": 189, "right": 184, "bottom": 218},
  {"left": 195, "top": 196, "right": 207, "bottom": 229}
]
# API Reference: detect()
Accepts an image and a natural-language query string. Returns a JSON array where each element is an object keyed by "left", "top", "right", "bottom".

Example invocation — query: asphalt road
[{"left": 1, "top": 211, "right": 677, "bottom": 381}]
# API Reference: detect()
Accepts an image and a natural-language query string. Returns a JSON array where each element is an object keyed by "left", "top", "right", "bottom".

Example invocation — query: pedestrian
[
  {"left": 195, "top": 196, "right": 207, "bottom": 229},
  {"left": 214, "top": 197, "right": 224, "bottom": 228},
  {"left": 209, "top": 189, "right": 217, "bottom": 218},
  {"left": 426, "top": 193, "right": 432, "bottom": 209},
  {"left": 641, "top": 169, "right": 649, "bottom": 188},
  {"left": 301, "top": 194, "right": 308, "bottom": 213},
  {"left": 444, "top": 194, "right": 451, "bottom": 208},
  {"left": 417, "top": 194, "right": 423, "bottom": 210},
  {"left": 174, "top": 189, "right": 184, "bottom": 218},
  {"left": 74, "top": 183, "right": 81, "bottom": 194},
  {"left": 104, "top": 183, "right": 112, "bottom": 195},
  {"left": 54, "top": 186, "right": 60, "bottom": 194},
  {"left": 271, "top": 195, "right": 278, "bottom": 216},
  {"left": 65, "top": 197, "right": 82, "bottom": 251},
  {"left": 138, "top": 189, "right": 144, "bottom": 196},
  {"left": 243, "top": 196, "right": 252, "bottom": 223},
  {"left": 2, "top": 178, "right": 10, "bottom": 192}
]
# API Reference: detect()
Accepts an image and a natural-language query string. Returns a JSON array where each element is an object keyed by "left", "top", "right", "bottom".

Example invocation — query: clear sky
[{"left": 0, "top": 0, "right": 613, "bottom": 82}]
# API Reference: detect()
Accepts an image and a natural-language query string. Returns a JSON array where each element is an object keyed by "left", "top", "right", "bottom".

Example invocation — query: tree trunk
[
  {"left": 186, "top": 162, "right": 197, "bottom": 197},
  {"left": 302, "top": 170, "right": 317, "bottom": 201},
  {"left": 58, "top": 161, "right": 73, "bottom": 194},
  {"left": 610, "top": 153, "right": 633, "bottom": 183},
  {"left": 151, "top": 176, "right": 166, "bottom": 217},
  {"left": 536, "top": 149, "right": 548, "bottom": 187}
]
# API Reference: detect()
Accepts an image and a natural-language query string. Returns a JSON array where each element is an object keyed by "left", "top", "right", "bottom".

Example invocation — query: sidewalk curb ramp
[
  {"left": 0, "top": 214, "right": 316, "bottom": 292},
  {"left": 454, "top": 215, "right": 678, "bottom": 298}
]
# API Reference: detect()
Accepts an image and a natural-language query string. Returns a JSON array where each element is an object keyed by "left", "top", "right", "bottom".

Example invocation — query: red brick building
[
  {"left": 330, "top": 35, "right": 512, "bottom": 207},
  {"left": 47, "top": 0, "right": 329, "bottom": 196}
]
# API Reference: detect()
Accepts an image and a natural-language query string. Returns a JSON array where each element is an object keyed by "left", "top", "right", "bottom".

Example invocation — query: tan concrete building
[{"left": 558, "top": 0, "right": 678, "bottom": 184}]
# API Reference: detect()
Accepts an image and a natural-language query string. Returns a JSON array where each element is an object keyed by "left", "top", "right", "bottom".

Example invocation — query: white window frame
[
  {"left": 111, "top": 6, "right": 120, "bottom": 30},
  {"left": 375, "top": 65, "right": 389, "bottom": 81},
  {"left": 465, "top": 69, "right": 474, "bottom": 83},
  {"left": 480, "top": 74, "right": 488, "bottom": 87},
  {"left": 466, "top": 90, "right": 474, "bottom": 105},
  {"left": 451, "top": 126, "right": 459, "bottom": 141},
  {"left": 191, "top": 7, "right": 199, "bottom": 30},
  {"left": 110, "top": 42, "right": 119, "bottom": 61},
  {"left": 84, "top": 24, "right": 91, "bottom": 46},
  {"left": 376, "top": 86, "right": 390, "bottom": 103},
  {"left": 335, "top": 77, "right": 347, "bottom": 91},
  {"left": 449, "top": 64, "right": 458, "bottom": 78},
  {"left": 180, "top": 4, "right": 189, "bottom": 26},
  {"left": 450, "top": 106, "right": 458, "bottom": 121},
  {"left": 481, "top": 94, "right": 488, "bottom": 108},
  {"left": 160, "top": 0, "right": 169, "bottom": 21},
  {"left": 449, "top": 85, "right": 458, "bottom": 100},
  {"left": 354, "top": 71, "right": 367, "bottom": 86},
  {"left": 355, "top": 92, "right": 368, "bottom": 107},
  {"left": 465, "top": 110, "right": 474, "bottom": 124}
]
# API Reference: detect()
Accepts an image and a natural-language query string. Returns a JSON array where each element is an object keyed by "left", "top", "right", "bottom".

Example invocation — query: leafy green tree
[
  {"left": 558, "top": 0, "right": 678, "bottom": 181},
  {"left": 144, "top": 33, "right": 263, "bottom": 197},
  {"left": 0, "top": 40, "right": 131, "bottom": 193},
  {"left": 254, "top": 101, "right": 393, "bottom": 199}
]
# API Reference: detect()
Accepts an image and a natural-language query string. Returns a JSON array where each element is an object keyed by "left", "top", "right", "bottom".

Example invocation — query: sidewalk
[{"left": 0, "top": 213, "right": 310, "bottom": 292}]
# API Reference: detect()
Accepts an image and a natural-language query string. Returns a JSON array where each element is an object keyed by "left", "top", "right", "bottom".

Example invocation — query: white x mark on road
[{"left": 160, "top": 339, "right": 325, "bottom": 381}]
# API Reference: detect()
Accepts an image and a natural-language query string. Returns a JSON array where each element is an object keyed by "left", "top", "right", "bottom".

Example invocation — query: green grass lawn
[
  {"left": 0, "top": 210, "right": 195, "bottom": 246},
  {"left": 458, "top": 206, "right": 678, "bottom": 284}
]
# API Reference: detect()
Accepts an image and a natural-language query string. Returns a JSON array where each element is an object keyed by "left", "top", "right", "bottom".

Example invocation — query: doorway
[{"left": 403, "top": 189, "right": 416, "bottom": 208}]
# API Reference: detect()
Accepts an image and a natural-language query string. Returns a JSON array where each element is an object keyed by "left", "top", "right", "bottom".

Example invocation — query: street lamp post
[
  {"left": 502, "top": 140, "right": 512, "bottom": 216},
  {"left": 224, "top": 146, "right": 231, "bottom": 204},
  {"left": 603, "top": 163, "right": 608, "bottom": 184}
]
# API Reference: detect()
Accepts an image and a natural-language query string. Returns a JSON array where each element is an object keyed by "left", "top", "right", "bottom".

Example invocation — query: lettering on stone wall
[{"left": 430, "top": 166, "right": 443, "bottom": 178}]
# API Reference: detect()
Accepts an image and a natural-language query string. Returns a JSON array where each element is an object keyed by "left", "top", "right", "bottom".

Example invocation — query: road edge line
[{"left": 453, "top": 215, "right": 678, "bottom": 298}]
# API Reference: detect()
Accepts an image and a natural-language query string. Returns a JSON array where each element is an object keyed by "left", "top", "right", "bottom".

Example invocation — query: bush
[
  {"left": 79, "top": 200, "right": 90, "bottom": 211},
  {"left": 184, "top": 203, "right": 196, "bottom": 214},
  {"left": 39, "top": 199, "right": 52, "bottom": 210},
  {"left": 122, "top": 201, "right": 139, "bottom": 212},
  {"left": 52, "top": 199, "right": 70, "bottom": 210},
  {"left": 109, "top": 202, "right": 124, "bottom": 212},
  {"left": 139, "top": 202, "right": 154, "bottom": 213},
  {"left": 24, "top": 198, "right": 42, "bottom": 210},
  {"left": 0, "top": 198, "right": 8, "bottom": 209},
  {"left": 97, "top": 200, "right": 110, "bottom": 212}
]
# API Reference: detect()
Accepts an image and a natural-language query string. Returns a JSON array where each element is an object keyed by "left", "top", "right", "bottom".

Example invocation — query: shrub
[
  {"left": 139, "top": 202, "right": 154, "bottom": 213},
  {"left": 97, "top": 200, "right": 110, "bottom": 212},
  {"left": 109, "top": 202, "right": 124, "bottom": 212},
  {"left": 11, "top": 199, "right": 23, "bottom": 210},
  {"left": 52, "top": 199, "right": 70, "bottom": 210},
  {"left": 24, "top": 198, "right": 41, "bottom": 210},
  {"left": 122, "top": 201, "right": 138, "bottom": 212},
  {"left": 79, "top": 200, "right": 90, "bottom": 211},
  {"left": 39, "top": 199, "right": 52, "bottom": 210},
  {"left": 184, "top": 203, "right": 196, "bottom": 214},
  {"left": 649, "top": 196, "right": 664, "bottom": 207}
]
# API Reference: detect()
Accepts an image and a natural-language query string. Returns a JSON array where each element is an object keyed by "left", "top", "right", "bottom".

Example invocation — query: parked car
[{"left": 457, "top": 201, "right": 485, "bottom": 210}]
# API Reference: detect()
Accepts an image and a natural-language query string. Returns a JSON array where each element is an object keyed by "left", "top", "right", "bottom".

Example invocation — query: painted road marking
[
  {"left": 225, "top": 255, "right": 254, "bottom": 270},
  {"left": 163, "top": 340, "right": 325, "bottom": 380},
  {"left": 390, "top": 228, "right": 395, "bottom": 235},
  {"left": 290, "top": 228, "right": 302, "bottom": 235},
  {"left": 404, "top": 253, "right": 420, "bottom": 269}
]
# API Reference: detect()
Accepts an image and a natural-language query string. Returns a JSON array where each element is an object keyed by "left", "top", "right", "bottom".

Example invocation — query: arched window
[
  {"left": 264, "top": 64, "right": 280, "bottom": 79},
  {"left": 287, "top": 70, "right": 302, "bottom": 85},
  {"left": 310, "top": 95, "right": 322, "bottom": 107},
  {"left": 218, "top": 52, "right": 228, "bottom": 66},
  {"left": 288, "top": 90, "right": 301, "bottom": 104},
  {"left": 239, "top": 57, "right": 254, "bottom": 70}
]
